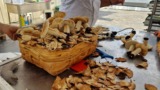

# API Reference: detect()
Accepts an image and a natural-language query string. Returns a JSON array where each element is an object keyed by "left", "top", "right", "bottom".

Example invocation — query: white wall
[
  {"left": 0, "top": 0, "right": 9, "bottom": 23},
  {"left": 125, "top": 0, "right": 152, "bottom": 3},
  {"left": 0, "top": 8, "right": 4, "bottom": 22}
]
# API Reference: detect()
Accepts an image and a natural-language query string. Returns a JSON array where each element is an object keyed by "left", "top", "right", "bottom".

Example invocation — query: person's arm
[
  {"left": 101, "top": 0, "right": 125, "bottom": 7},
  {"left": 0, "top": 23, "right": 19, "bottom": 40},
  {"left": 0, "top": 23, "right": 5, "bottom": 32}
]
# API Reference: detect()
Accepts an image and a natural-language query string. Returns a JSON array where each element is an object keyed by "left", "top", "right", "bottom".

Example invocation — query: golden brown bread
[
  {"left": 135, "top": 43, "right": 148, "bottom": 56},
  {"left": 51, "top": 61, "right": 135, "bottom": 90}
]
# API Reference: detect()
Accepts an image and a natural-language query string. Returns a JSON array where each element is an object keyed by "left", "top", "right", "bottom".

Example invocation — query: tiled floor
[{"left": 95, "top": 7, "right": 149, "bottom": 30}]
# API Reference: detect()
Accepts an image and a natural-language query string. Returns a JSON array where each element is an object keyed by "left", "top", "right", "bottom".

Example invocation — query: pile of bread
[
  {"left": 16, "top": 12, "right": 100, "bottom": 51},
  {"left": 16, "top": 12, "right": 101, "bottom": 76},
  {"left": 52, "top": 60, "right": 135, "bottom": 90}
]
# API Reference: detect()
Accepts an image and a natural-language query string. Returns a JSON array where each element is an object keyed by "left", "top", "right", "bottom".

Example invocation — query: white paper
[{"left": 0, "top": 52, "right": 21, "bottom": 63}]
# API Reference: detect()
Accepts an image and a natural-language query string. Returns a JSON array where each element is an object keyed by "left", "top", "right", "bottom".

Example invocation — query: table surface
[
  {"left": 0, "top": 38, "right": 19, "bottom": 53},
  {"left": 0, "top": 28, "right": 160, "bottom": 90}
]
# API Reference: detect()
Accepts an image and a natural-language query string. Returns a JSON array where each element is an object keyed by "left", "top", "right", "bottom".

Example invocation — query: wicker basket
[{"left": 19, "top": 36, "right": 97, "bottom": 76}]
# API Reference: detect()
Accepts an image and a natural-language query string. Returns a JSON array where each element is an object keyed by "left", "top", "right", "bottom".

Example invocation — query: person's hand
[{"left": 1, "top": 24, "right": 19, "bottom": 40}]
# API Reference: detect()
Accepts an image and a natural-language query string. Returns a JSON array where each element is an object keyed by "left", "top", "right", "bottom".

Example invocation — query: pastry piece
[
  {"left": 125, "top": 40, "right": 138, "bottom": 49},
  {"left": 119, "top": 80, "right": 130, "bottom": 87},
  {"left": 61, "top": 19, "right": 75, "bottom": 34},
  {"left": 128, "top": 80, "right": 136, "bottom": 90},
  {"left": 32, "top": 30, "right": 40, "bottom": 37},
  {"left": 83, "top": 23, "right": 89, "bottom": 29},
  {"left": 52, "top": 76, "right": 62, "bottom": 90},
  {"left": 53, "top": 11, "right": 66, "bottom": 18},
  {"left": 115, "top": 57, "right": 127, "bottom": 62},
  {"left": 52, "top": 76, "right": 68, "bottom": 90},
  {"left": 40, "top": 20, "right": 49, "bottom": 38},
  {"left": 87, "top": 60, "right": 97, "bottom": 68},
  {"left": 48, "top": 28, "right": 67, "bottom": 39},
  {"left": 135, "top": 43, "right": 148, "bottom": 56},
  {"left": 115, "top": 67, "right": 133, "bottom": 79},
  {"left": 127, "top": 42, "right": 148, "bottom": 59},
  {"left": 145, "top": 84, "right": 157, "bottom": 90},
  {"left": 123, "top": 68, "right": 133, "bottom": 78},
  {"left": 59, "top": 39, "right": 66, "bottom": 44},
  {"left": 71, "top": 16, "right": 89, "bottom": 32},
  {"left": 19, "top": 27, "right": 34, "bottom": 35},
  {"left": 48, "top": 12, "right": 66, "bottom": 24},
  {"left": 92, "top": 26, "right": 106, "bottom": 35},
  {"left": 136, "top": 62, "right": 148, "bottom": 69},
  {"left": 116, "top": 71, "right": 127, "bottom": 80},
  {"left": 16, "top": 28, "right": 40, "bottom": 41},
  {"left": 107, "top": 73, "right": 115, "bottom": 80},
  {"left": 114, "top": 36, "right": 125, "bottom": 40},
  {"left": 81, "top": 66, "right": 91, "bottom": 77},
  {"left": 75, "top": 83, "right": 91, "bottom": 90},
  {"left": 50, "top": 18, "right": 63, "bottom": 29},
  {"left": 46, "top": 39, "right": 58, "bottom": 50},
  {"left": 21, "top": 35, "right": 31, "bottom": 42}
]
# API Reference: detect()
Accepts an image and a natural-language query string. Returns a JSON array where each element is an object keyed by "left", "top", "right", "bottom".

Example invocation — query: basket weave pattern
[{"left": 19, "top": 38, "right": 97, "bottom": 76}]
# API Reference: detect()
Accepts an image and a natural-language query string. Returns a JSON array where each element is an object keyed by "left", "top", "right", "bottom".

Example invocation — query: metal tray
[{"left": 0, "top": 30, "right": 160, "bottom": 90}]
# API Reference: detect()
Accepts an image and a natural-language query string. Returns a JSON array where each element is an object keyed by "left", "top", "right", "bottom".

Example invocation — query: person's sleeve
[{"left": 91, "top": 0, "right": 101, "bottom": 26}]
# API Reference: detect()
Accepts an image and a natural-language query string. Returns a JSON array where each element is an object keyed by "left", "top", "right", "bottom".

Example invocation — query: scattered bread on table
[
  {"left": 52, "top": 60, "right": 135, "bottom": 90},
  {"left": 115, "top": 57, "right": 127, "bottom": 62}
]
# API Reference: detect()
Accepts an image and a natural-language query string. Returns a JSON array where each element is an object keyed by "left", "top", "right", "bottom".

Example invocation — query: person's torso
[{"left": 60, "top": 0, "right": 101, "bottom": 26}]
